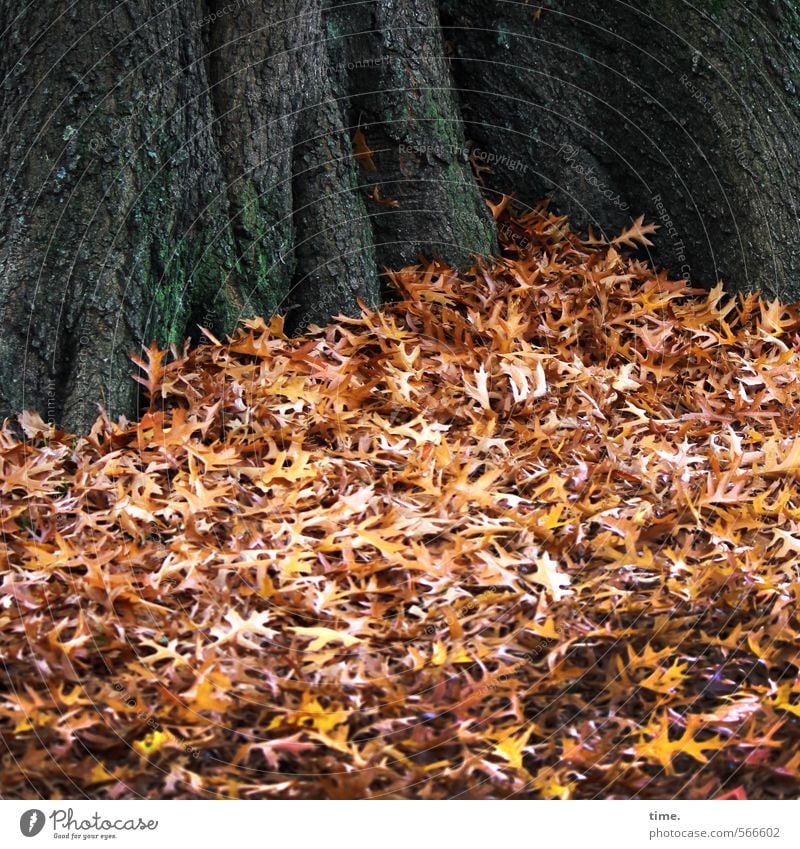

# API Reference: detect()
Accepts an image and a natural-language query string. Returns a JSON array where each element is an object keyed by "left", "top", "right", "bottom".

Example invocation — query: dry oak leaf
[
  {"left": 634, "top": 714, "right": 726, "bottom": 775},
  {"left": 525, "top": 551, "right": 572, "bottom": 601},
  {"left": 612, "top": 214, "right": 658, "bottom": 249},
  {"left": 290, "top": 627, "right": 362, "bottom": 652},
  {"left": 209, "top": 609, "right": 277, "bottom": 650},
  {"left": 367, "top": 185, "right": 400, "bottom": 207},
  {"left": 243, "top": 734, "right": 318, "bottom": 769},
  {"left": 353, "top": 128, "right": 378, "bottom": 171},
  {"left": 131, "top": 340, "right": 168, "bottom": 399},
  {"left": 638, "top": 659, "right": 689, "bottom": 694},
  {"left": 493, "top": 724, "right": 538, "bottom": 770}
]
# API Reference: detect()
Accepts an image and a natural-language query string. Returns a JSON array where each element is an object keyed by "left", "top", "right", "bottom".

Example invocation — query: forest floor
[{"left": 2, "top": 203, "right": 800, "bottom": 799}]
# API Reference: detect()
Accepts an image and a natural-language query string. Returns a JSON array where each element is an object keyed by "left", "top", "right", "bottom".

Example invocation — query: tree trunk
[
  {"left": 2, "top": 1, "right": 800, "bottom": 432},
  {"left": 442, "top": 0, "right": 800, "bottom": 300},
  {"left": 0, "top": 0, "right": 494, "bottom": 432}
]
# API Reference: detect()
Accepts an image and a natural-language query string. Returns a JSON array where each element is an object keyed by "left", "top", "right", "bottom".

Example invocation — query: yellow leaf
[
  {"left": 638, "top": 660, "right": 688, "bottom": 694},
  {"left": 431, "top": 639, "right": 448, "bottom": 666},
  {"left": 299, "top": 695, "right": 349, "bottom": 734},
  {"left": 451, "top": 647, "right": 473, "bottom": 664},
  {"left": 88, "top": 762, "right": 115, "bottom": 784},
  {"left": 133, "top": 730, "right": 172, "bottom": 757},
  {"left": 356, "top": 530, "right": 406, "bottom": 555},
  {"left": 526, "top": 615, "right": 561, "bottom": 640},
  {"left": 634, "top": 714, "right": 725, "bottom": 776},
  {"left": 530, "top": 766, "right": 575, "bottom": 799},
  {"left": 494, "top": 725, "right": 537, "bottom": 769},
  {"left": 191, "top": 679, "right": 231, "bottom": 713},
  {"left": 14, "top": 710, "right": 52, "bottom": 733},
  {"left": 770, "top": 683, "right": 800, "bottom": 717}
]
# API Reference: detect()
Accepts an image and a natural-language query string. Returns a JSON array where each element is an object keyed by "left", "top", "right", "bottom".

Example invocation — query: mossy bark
[
  {"left": 328, "top": 0, "right": 497, "bottom": 276},
  {"left": 0, "top": 1, "right": 264, "bottom": 430},
  {"left": 1, "top": 0, "right": 492, "bottom": 431}
]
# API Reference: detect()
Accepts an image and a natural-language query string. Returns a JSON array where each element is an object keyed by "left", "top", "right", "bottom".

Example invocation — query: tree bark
[
  {"left": 2, "top": 1, "right": 800, "bottom": 432},
  {"left": 0, "top": 1, "right": 235, "bottom": 431},
  {"left": 442, "top": 0, "right": 800, "bottom": 300},
  {"left": 0, "top": 0, "right": 494, "bottom": 432}
]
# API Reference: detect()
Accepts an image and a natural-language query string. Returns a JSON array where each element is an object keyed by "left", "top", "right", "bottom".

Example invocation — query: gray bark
[
  {"left": 0, "top": 0, "right": 493, "bottom": 431},
  {"left": 443, "top": 0, "right": 800, "bottom": 299}
]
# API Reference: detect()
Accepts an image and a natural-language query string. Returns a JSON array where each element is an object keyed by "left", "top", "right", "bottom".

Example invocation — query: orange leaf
[{"left": 353, "top": 128, "right": 377, "bottom": 171}]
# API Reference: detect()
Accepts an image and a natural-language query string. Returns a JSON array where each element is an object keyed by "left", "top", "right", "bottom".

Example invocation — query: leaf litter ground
[{"left": 2, "top": 204, "right": 800, "bottom": 799}]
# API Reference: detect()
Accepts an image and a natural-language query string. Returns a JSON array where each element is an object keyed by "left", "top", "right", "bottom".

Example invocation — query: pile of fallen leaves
[{"left": 2, "top": 202, "right": 800, "bottom": 800}]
